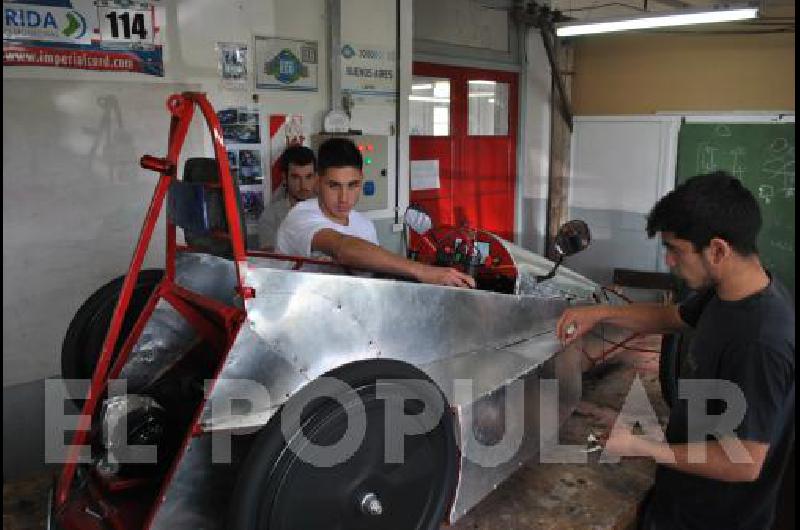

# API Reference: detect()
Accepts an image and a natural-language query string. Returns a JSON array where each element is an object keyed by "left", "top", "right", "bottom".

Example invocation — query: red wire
[{"left": 579, "top": 285, "right": 664, "bottom": 366}]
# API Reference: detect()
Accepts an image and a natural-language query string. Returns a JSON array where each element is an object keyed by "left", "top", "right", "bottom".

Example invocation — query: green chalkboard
[{"left": 676, "top": 122, "right": 795, "bottom": 296}]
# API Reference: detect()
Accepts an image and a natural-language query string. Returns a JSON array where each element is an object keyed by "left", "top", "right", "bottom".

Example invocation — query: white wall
[
  {"left": 341, "top": 0, "right": 401, "bottom": 222},
  {"left": 413, "top": 0, "right": 509, "bottom": 52},
  {"left": 566, "top": 116, "right": 679, "bottom": 284},
  {"left": 2, "top": 0, "right": 403, "bottom": 387},
  {"left": 518, "top": 29, "right": 552, "bottom": 253}
]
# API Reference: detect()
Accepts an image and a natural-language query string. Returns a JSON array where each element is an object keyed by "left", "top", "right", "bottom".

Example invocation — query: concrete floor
[{"left": 4, "top": 337, "right": 667, "bottom": 530}]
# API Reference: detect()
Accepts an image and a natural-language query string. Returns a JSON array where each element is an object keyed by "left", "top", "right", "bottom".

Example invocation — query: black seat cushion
[{"left": 180, "top": 157, "right": 246, "bottom": 257}]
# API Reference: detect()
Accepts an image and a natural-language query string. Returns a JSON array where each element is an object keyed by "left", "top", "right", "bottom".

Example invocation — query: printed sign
[
  {"left": 217, "top": 41, "right": 248, "bottom": 89},
  {"left": 410, "top": 159, "right": 440, "bottom": 190},
  {"left": 254, "top": 36, "right": 317, "bottom": 91},
  {"left": 340, "top": 42, "right": 396, "bottom": 99},
  {"left": 3, "top": 0, "right": 164, "bottom": 76}
]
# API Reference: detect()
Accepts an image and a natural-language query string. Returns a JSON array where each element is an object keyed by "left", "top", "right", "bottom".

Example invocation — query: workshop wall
[
  {"left": 413, "top": 0, "right": 510, "bottom": 52},
  {"left": 572, "top": 33, "right": 795, "bottom": 115},
  {"left": 562, "top": 31, "right": 794, "bottom": 287},
  {"left": 2, "top": 0, "right": 402, "bottom": 480},
  {"left": 2, "top": 0, "right": 330, "bottom": 390},
  {"left": 566, "top": 116, "right": 678, "bottom": 285},
  {"left": 519, "top": 30, "right": 552, "bottom": 255}
]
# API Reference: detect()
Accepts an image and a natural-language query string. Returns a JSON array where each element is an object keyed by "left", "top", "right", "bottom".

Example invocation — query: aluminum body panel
[
  {"left": 498, "top": 237, "right": 598, "bottom": 298},
  {"left": 138, "top": 245, "right": 617, "bottom": 528},
  {"left": 119, "top": 253, "right": 240, "bottom": 392},
  {"left": 198, "top": 263, "right": 585, "bottom": 429},
  {"left": 150, "top": 434, "right": 236, "bottom": 530}
]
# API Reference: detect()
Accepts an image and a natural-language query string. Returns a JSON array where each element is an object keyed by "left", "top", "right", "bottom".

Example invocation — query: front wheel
[{"left": 228, "top": 360, "right": 458, "bottom": 530}]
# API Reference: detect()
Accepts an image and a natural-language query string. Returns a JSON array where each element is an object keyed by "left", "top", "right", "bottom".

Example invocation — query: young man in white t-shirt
[{"left": 277, "top": 138, "right": 474, "bottom": 288}]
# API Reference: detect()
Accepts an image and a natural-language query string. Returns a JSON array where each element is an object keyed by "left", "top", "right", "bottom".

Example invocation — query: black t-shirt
[{"left": 650, "top": 277, "right": 795, "bottom": 530}]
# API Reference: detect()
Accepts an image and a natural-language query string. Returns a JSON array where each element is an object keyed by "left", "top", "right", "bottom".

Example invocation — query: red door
[{"left": 410, "top": 63, "right": 518, "bottom": 240}]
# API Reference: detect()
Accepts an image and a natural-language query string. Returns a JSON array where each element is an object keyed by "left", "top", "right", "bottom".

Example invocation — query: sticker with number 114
[{"left": 97, "top": 6, "right": 154, "bottom": 46}]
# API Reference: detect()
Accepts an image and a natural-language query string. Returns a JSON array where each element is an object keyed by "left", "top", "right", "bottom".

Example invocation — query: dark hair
[
  {"left": 646, "top": 171, "right": 762, "bottom": 255},
  {"left": 317, "top": 137, "right": 362, "bottom": 175},
  {"left": 279, "top": 145, "right": 316, "bottom": 173}
]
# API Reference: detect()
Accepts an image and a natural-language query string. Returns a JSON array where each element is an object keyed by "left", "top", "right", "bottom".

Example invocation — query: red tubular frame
[{"left": 55, "top": 93, "right": 251, "bottom": 511}]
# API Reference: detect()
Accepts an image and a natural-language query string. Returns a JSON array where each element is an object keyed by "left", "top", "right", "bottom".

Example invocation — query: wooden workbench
[{"left": 3, "top": 337, "right": 667, "bottom": 530}]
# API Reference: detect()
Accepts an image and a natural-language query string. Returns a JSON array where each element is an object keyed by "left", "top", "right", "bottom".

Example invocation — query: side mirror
[
  {"left": 403, "top": 205, "right": 433, "bottom": 236},
  {"left": 537, "top": 220, "right": 591, "bottom": 283},
  {"left": 553, "top": 220, "right": 591, "bottom": 258}
]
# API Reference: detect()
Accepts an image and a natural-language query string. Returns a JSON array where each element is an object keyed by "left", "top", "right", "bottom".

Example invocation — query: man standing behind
[
  {"left": 557, "top": 172, "right": 794, "bottom": 529},
  {"left": 258, "top": 145, "right": 317, "bottom": 250},
  {"left": 277, "top": 137, "right": 475, "bottom": 288}
]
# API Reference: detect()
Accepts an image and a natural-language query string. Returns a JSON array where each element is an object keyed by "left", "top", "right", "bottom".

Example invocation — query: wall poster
[
  {"left": 340, "top": 42, "right": 397, "bottom": 104},
  {"left": 253, "top": 35, "right": 318, "bottom": 91},
  {"left": 3, "top": 0, "right": 164, "bottom": 76},
  {"left": 217, "top": 41, "right": 248, "bottom": 89},
  {"left": 217, "top": 106, "right": 265, "bottom": 223}
]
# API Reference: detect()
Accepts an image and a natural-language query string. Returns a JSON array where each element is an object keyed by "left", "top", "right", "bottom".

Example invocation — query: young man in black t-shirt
[{"left": 557, "top": 171, "right": 795, "bottom": 530}]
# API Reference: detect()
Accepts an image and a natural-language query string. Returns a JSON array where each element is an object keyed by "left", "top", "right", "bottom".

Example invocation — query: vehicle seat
[{"left": 168, "top": 157, "right": 247, "bottom": 258}]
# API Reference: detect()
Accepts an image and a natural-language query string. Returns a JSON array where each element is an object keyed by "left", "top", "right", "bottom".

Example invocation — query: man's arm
[
  {"left": 556, "top": 303, "right": 687, "bottom": 344},
  {"left": 606, "top": 430, "right": 769, "bottom": 483},
  {"left": 312, "top": 228, "right": 475, "bottom": 288}
]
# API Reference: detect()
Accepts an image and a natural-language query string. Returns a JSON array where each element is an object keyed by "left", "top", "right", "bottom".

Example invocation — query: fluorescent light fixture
[
  {"left": 412, "top": 83, "right": 433, "bottom": 90},
  {"left": 556, "top": 7, "right": 758, "bottom": 37},
  {"left": 468, "top": 80, "right": 496, "bottom": 86}
]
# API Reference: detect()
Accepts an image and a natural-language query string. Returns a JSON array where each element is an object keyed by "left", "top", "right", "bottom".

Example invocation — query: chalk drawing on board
[
  {"left": 758, "top": 184, "right": 775, "bottom": 205},
  {"left": 729, "top": 147, "right": 746, "bottom": 179},
  {"left": 768, "top": 137, "right": 790, "bottom": 154},
  {"left": 696, "top": 142, "right": 719, "bottom": 173},
  {"left": 714, "top": 124, "right": 732, "bottom": 137},
  {"left": 770, "top": 240, "right": 794, "bottom": 253},
  {"left": 761, "top": 136, "right": 795, "bottom": 198}
]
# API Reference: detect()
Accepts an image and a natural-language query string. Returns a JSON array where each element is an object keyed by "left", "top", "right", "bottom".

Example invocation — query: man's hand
[
  {"left": 415, "top": 264, "right": 476, "bottom": 288},
  {"left": 556, "top": 306, "right": 606, "bottom": 344},
  {"left": 603, "top": 428, "right": 674, "bottom": 462},
  {"left": 314, "top": 230, "right": 475, "bottom": 288}
]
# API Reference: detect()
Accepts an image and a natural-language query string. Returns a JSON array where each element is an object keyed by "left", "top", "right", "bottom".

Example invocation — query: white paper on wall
[{"left": 410, "top": 159, "right": 440, "bottom": 190}]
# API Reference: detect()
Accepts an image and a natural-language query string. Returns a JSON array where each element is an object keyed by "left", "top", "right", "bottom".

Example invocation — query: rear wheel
[
  {"left": 61, "top": 269, "right": 164, "bottom": 400},
  {"left": 228, "top": 360, "right": 458, "bottom": 530}
]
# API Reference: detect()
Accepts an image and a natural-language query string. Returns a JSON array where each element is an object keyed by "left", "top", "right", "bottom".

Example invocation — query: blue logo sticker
[
  {"left": 363, "top": 181, "right": 376, "bottom": 196},
  {"left": 341, "top": 44, "right": 355, "bottom": 59},
  {"left": 264, "top": 49, "right": 308, "bottom": 84}
]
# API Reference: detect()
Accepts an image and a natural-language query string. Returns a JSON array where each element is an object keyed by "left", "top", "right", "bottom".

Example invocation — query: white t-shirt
[{"left": 276, "top": 199, "right": 379, "bottom": 259}]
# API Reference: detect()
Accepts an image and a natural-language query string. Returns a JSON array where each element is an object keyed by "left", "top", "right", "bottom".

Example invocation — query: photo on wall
[
  {"left": 227, "top": 150, "right": 238, "bottom": 170},
  {"left": 238, "top": 149, "right": 263, "bottom": 185},
  {"left": 217, "top": 107, "right": 261, "bottom": 143},
  {"left": 217, "top": 42, "right": 248, "bottom": 89},
  {"left": 239, "top": 185, "right": 265, "bottom": 222}
]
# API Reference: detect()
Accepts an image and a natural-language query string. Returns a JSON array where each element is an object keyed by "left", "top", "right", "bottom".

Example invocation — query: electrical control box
[{"left": 311, "top": 133, "right": 390, "bottom": 212}]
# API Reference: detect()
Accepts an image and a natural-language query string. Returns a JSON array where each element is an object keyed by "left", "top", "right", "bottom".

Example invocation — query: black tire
[
  {"left": 228, "top": 359, "right": 458, "bottom": 530},
  {"left": 61, "top": 269, "right": 164, "bottom": 401}
]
